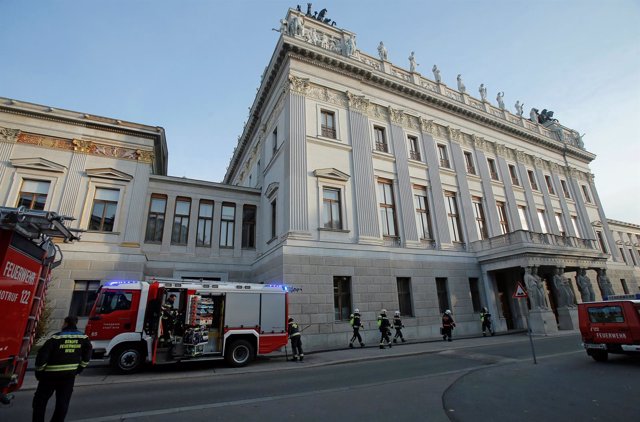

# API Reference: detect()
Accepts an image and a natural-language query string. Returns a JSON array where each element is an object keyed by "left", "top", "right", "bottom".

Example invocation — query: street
[{"left": 2, "top": 333, "right": 638, "bottom": 421}]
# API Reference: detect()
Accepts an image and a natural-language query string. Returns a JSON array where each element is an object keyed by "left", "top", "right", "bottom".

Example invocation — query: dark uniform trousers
[{"left": 32, "top": 376, "right": 75, "bottom": 422}]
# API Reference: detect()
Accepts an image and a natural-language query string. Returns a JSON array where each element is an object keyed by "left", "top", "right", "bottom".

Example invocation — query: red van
[{"left": 578, "top": 294, "right": 640, "bottom": 362}]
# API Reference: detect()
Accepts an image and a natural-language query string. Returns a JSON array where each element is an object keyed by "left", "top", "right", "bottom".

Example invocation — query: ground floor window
[
  {"left": 436, "top": 278, "right": 450, "bottom": 314},
  {"left": 333, "top": 276, "right": 351, "bottom": 321},
  {"left": 468, "top": 278, "right": 481, "bottom": 313},
  {"left": 396, "top": 278, "right": 413, "bottom": 316},
  {"left": 69, "top": 280, "right": 101, "bottom": 317}
]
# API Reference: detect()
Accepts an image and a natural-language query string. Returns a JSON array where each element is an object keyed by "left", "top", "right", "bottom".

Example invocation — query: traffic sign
[{"left": 513, "top": 282, "right": 528, "bottom": 299}]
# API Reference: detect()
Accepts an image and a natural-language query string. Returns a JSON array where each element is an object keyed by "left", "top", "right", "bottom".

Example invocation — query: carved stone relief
[
  {"left": 346, "top": 92, "right": 370, "bottom": 113},
  {"left": 419, "top": 118, "right": 435, "bottom": 134},
  {"left": 288, "top": 75, "right": 310, "bottom": 95},
  {"left": 0, "top": 126, "right": 20, "bottom": 143}
]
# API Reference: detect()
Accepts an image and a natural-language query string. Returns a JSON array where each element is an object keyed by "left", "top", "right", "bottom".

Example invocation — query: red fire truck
[
  {"left": 0, "top": 207, "right": 78, "bottom": 404},
  {"left": 85, "top": 278, "right": 289, "bottom": 372},
  {"left": 578, "top": 293, "right": 640, "bottom": 362}
]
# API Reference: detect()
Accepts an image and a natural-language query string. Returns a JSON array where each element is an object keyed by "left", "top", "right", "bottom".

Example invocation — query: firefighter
[
  {"left": 288, "top": 317, "right": 304, "bottom": 361},
  {"left": 349, "top": 308, "right": 365, "bottom": 348},
  {"left": 392, "top": 310, "right": 406, "bottom": 343},
  {"left": 32, "top": 316, "right": 92, "bottom": 422},
  {"left": 441, "top": 309, "right": 456, "bottom": 342},
  {"left": 161, "top": 293, "right": 178, "bottom": 342},
  {"left": 377, "top": 309, "right": 392, "bottom": 349},
  {"left": 480, "top": 307, "right": 494, "bottom": 336}
]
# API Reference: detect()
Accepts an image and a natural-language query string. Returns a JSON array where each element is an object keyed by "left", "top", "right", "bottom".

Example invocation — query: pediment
[
  {"left": 313, "top": 168, "right": 350, "bottom": 182},
  {"left": 591, "top": 220, "right": 603, "bottom": 228},
  {"left": 10, "top": 157, "right": 66, "bottom": 173},
  {"left": 265, "top": 182, "right": 279, "bottom": 198},
  {"left": 86, "top": 168, "right": 133, "bottom": 181}
]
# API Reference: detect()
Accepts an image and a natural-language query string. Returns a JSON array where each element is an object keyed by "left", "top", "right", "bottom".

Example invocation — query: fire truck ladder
[{"left": 0, "top": 207, "right": 78, "bottom": 404}]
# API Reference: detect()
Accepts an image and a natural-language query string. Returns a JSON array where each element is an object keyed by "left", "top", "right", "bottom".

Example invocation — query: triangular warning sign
[{"left": 513, "top": 282, "right": 528, "bottom": 298}]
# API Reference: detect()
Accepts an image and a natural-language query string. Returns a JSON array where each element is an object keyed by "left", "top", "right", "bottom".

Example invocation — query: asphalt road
[{"left": 2, "top": 334, "right": 637, "bottom": 421}]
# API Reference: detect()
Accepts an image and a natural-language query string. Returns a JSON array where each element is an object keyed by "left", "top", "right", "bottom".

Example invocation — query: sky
[{"left": 1, "top": 0, "right": 639, "bottom": 222}]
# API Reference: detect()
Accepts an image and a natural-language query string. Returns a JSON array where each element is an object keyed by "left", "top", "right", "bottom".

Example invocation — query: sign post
[{"left": 513, "top": 282, "right": 537, "bottom": 364}]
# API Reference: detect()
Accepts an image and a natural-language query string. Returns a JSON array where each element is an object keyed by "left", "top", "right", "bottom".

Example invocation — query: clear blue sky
[{"left": 1, "top": 0, "right": 638, "bottom": 222}]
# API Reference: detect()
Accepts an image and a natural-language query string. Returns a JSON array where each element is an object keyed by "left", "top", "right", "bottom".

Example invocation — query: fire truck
[
  {"left": 0, "top": 207, "right": 78, "bottom": 404},
  {"left": 85, "top": 278, "right": 289, "bottom": 372},
  {"left": 578, "top": 293, "right": 640, "bottom": 362}
]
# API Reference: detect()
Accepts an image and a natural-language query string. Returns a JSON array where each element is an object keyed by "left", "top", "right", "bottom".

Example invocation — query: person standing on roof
[
  {"left": 349, "top": 308, "right": 365, "bottom": 348},
  {"left": 377, "top": 309, "right": 392, "bottom": 349},
  {"left": 288, "top": 317, "right": 304, "bottom": 361},
  {"left": 441, "top": 310, "right": 456, "bottom": 342},
  {"left": 32, "top": 316, "right": 92, "bottom": 422},
  {"left": 392, "top": 311, "right": 406, "bottom": 343}
]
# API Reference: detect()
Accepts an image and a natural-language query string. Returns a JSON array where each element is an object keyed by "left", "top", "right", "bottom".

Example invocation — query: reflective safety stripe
[
  {"left": 290, "top": 333, "right": 301, "bottom": 337},
  {"left": 51, "top": 334, "right": 88, "bottom": 340},
  {"left": 43, "top": 363, "right": 79, "bottom": 372},
  {"left": 79, "top": 361, "right": 90, "bottom": 368},
  {"left": 36, "top": 365, "right": 47, "bottom": 371}
]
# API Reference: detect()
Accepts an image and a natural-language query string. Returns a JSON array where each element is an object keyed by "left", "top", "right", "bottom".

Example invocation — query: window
[
  {"left": 561, "top": 180, "right": 571, "bottom": 199},
  {"left": 528, "top": 170, "right": 538, "bottom": 191},
  {"left": 219, "top": 203, "right": 235, "bottom": 248},
  {"left": 17, "top": 179, "right": 50, "bottom": 210},
  {"left": 68, "top": 280, "right": 100, "bottom": 317},
  {"left": 619, "top": 248, "right": 627, "bottom": 264},
  {"left": 95, "top": 290, "right": 133, "bottom": 315},
  {"left": 436, "top": 278, "right": 450, "bottom": 314},
  {"left": 196, "top": 200, "right": 214, "bottom": 247},
  {"left": 322, "top": 187, "right": 342, "bottom": 229},
  {"left": 497, "top": 201, "right": 510, "bottom": 235},
  {"left": 587, "top": 306, "right": 624, "bottom": 323},
  {"left": 468, "top": 278, "right": 481, "bottom": 313},
  {"left": 628, "top": 249, "right": 637, "bottom": 266},
  {"left": 555, "top": 213, "right": 565, "bottom": 236},
  {"left": 145, "top": 195, "right": 167, "bottom": 243},
  {"left": 509, "top": 165, "right": 519, "bottom": 186},
  {"left": 445, "top": 192, "right": 463, "bottom": 242},
  {"left": 518, "top": 205, "right": 530, "bottom": 231},
  {"left": 169, "top": 198, "right": 191, "bottom": 245},
  {"left": 545, "top": 175, "right": 555, "bottom": 195},
  {"left": 621, "top": 279, "right": 630, "bottom": 294},
  {"left": 321, "top": 110, "right": 336, "bottom": 139},
  {"left": 596, "top": 231, "right": 608, "bottom": 253},
  {"left": 408, "top": 135, "right": 421, "bottom": 161},
  {"left": 89, "top": 188, "right": 119, "bottom": 232},
  {"left": 378, "top": 180, "right": 397, "bottom": 237},
  {"left": 374, "top": 126, "right": 388, "bottom": 152},
  {"left": 582, "top": 185, "right": 592, "bottom": 203},
  {"left": 333, "top": 276, "right": 352, "bottom": 321},
  {"left": 272, "top": 127, "right": 278, "bottom": 155},
  {"left": 270, "top": 199, "right": 277, "bottom": 240},
  {"left": 397, "top": 278, "right": 413, "bottom": 316},
  {"left": 537, "top": 209, "right": 548, "bottom": 233},
  {"left": 437, "top": 144, "right": 450, "bottom": 168},
  {"left": 414, "top": 187, "right": 432, "bottom": 240},
  {"left": 487, "top": 158, "right": 499, "bottom": 181},
  {"left": 241, "top": 205, "right": 257, "bottom": 249},
  {"left": 472, "top": 197, "right": 489, "bottom": 239},
  {"left": 464, "top": 151, "right": 476, "bottom": 174},
  {"left": 571, "top": 216, "right": 581, "bottom": 238}
]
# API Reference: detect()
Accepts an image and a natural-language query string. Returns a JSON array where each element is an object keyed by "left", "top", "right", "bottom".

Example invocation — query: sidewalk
[{"left": 21, "top": 330, "right": 580, "bottom": 392}]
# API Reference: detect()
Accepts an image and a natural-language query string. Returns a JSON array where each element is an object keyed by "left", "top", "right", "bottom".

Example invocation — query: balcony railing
[
  {"left": 511, "top": 177, "right": 520, "bottom": 186},
  {"left": 409, "top": 150, "right": 421, "bottom": 161},
  {"left": 439, "top": 158, "right": 450, "bottom": 168},
  {"left": 375, "top": 141, "right": 388, "bottom": 153},
  {"left": 466, "top": 165, "right": 476, "bottom": 175},
  {"left": 468, "top": 230, "right": 599, "bottom": 253},
  {"left": 383, "top": 236, "right": 401, "bottom": 247},
  {"left": 321, "top": 126, "right": 336, "bottom": 139}
]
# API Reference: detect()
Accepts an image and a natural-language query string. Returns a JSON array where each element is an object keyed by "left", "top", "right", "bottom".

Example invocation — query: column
[
  {"left": 449, "top": 141, "right": 476, "bottom": 241},
  {"left": 419, "top": 119, "right": 450, "bottom": 246},
  {"left": 496, "top": 156, "right": 520, "bottom": 232},
  {"left": 473, "top": 146, "right": 500, "bottom": 236},
  {"left": 286, "top": 80, "right": 309, "bottom": 237},
  {"left": 515, "top": 157, "right": 541, "bottom": 232},
  {"left": 567, "top": 169, "right": 593, "bottom": 240},
  {"left": 123, "top": 163, "right": 151, "bottom": 245},
  {"left": 588, "top": 175, "right": 620, "bottom": 261},
  {"left": 347, "top": 93, "right": 380, "bottom": 242},
  {"left": 534, "top": 165, "right": 559, "bottom": 234},
  {"left": 388, "top": 112, "right": 419, "bottom": 245},
  {"left": 58, "top": 153, "right": 87, "bottom": 228},
  {"left": 551, "top": 170, "right": 576, "bottom": 237}
]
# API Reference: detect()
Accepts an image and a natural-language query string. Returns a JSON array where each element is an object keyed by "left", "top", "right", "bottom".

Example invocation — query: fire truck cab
[
  {"left": 0, "top": 207, "right": 77, "bottom": 404},
  {"left": 85, "top": 279, "right": 289, "bottom": 372},
  {"left": 578, "top": 293, "right": 640, "bottom": 362}
]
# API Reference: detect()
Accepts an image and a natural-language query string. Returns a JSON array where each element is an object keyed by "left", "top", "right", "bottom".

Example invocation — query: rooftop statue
[
  {"left": 538, "top": 109, "right": 558, "bottom": 125},
  {"left": 479, "top": 84, "right": 487, "bottom": 101},
  {"left": 408, "top": 51, "right": 417, "bottom": 73},
  {"left": 496, "top": 92, "right": 505, "bottom": 110},
  {"left": 572, "top": 130, "right": 585, "bottom": 148},
  {"left": 377, "top": 42, "right": 388, "bottom": 61},
  {"left": 515, "top": 100, "right": 524, "bottom": 116},
  {"left": 296, "top": 4, "right": 337, "bottom": 26},
  {"left": 529, "top": 107, "right": 539, "bottom": 123},
  {"left": 457, "top": 74, "right": 466, "bottom": 93},
  {"left": 432, "top": 65, "right": 441, "bottom": 83}
]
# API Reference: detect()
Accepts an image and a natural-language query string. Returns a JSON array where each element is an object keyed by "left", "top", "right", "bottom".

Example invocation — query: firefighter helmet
[
  {"left": 354, "top": 308, "right": 360, "bottom": 313},
  {"left": 395, "top": 310, "right": 400, "bottom": 316},
  {"left": 288, "top": 317, "right": 294, "bottom": 322},
  {"left": 381, "top": 309, "right": 387, "bottom": 315},
  {"left": 445, "top": 310, "right": 452, "bottom": 315}
]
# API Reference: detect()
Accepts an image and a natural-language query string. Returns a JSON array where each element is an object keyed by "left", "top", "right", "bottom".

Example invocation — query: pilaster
[
  {"left": 58, "top": 153, "right": 87, "bottom": 227},
  {"left": 550, "top": 170, "right": 575, "bottom": 237},
  {"left": 496, "top": 156, "right": 520, "bottom": 233},
  {"left": 534, "top": 165, "right": 559, "bottom": 234},
  {"left": 449, "top": 141, "right": 476, "bottom": 241},
  {"left": 567, "top": 171, "right": 593, "bottom": 240},
  {"left": 123, "top": 163, "right": 151, "bottom": 245},
  {"left": 473, "top": 147, "right": 500, "bottom": 237},
  {"left": 516, "top": 161, "right": 542, "bottom": 232},
  {"left": 589, "top": 175, "right": 619, "bottom": 261}
]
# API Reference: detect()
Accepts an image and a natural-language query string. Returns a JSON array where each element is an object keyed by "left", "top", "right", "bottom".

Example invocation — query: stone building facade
[{"left": 1, "top": 8, "right": 638, "bottom": 349}]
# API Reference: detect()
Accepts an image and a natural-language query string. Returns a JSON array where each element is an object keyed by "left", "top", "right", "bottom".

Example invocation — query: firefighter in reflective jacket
[
  {"left": 288, "top": 317, "right": 304, "bottom": 361},
  {"left": 392, "top": 311, "right": 406, "bottom": 343},
  {"left": 33, "top": 316, "right": 92, "bottom": 422},
  {"left": 349, "top": 308, "right": 365, "bottom": 348},
  {"left": 377, "top": 309, "right": 392, "bottom": 349}
]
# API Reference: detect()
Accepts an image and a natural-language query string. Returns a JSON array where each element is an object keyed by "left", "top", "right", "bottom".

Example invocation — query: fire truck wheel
[
  {"left": 225, "top": 339, "right": 254, "bottom": 367},
  {"left": 590, "top": 350, "right": 608, "bottom": 362},
  {"left": 111, "top": 344, "right": 145, "bottom": 373}
]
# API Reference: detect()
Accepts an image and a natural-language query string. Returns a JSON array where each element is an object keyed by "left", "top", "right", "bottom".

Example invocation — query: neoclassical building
[{"left": 1, "top": 8, "right": 638, "bottom": 348}]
